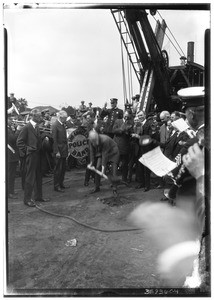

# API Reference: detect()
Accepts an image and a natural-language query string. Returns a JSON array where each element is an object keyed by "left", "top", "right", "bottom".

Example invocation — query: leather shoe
[
  {"left": 8, "top": 193, "right": 18, "bottom": 199},
  {"left": 36, "top": 198, "right": 50, "bottom": 202},
  {"left": 54, "top": 187, "right": 64, "bottom": 193},
  {"left": 24, "top": 200, "right": 36, "bottom": 207},
  {"left": 135, "top": 184, "right": 144, "bottom": 189},
  {"left": 160, "top": 197, "right": 168, "bottom": 201},
  {"left": 90, "top": 188, "right": 100, "bottom": 194},
  {"left": 143, "top": 187, "right": 150, "bottom": 192},
  {"left": 60, "top": 185, "right": 70, "bottom": 189},
  {"left": 156, "top": 185, "right": 164, "bottom": 189}
]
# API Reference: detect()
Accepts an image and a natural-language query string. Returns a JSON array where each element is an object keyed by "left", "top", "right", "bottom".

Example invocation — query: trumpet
[
  {"left": 39, "top": 126, "right": 52, "bottom": 133},
  {"left": 11, "top": 119, "right": 52, "bottom": 133}
]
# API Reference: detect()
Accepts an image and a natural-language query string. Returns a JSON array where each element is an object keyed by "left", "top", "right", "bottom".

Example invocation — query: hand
[
  {"left": 182, "top": 143, "right": 204, "bottom": 179},
  {"left": 175, "top": 153, "right": 181, "bottom": 165},
  {"left": 87, "top": 162, "right": 94, "bottom": 170},
  {"left": 128, "top": 201, "right": 200, "bottom": 286},
  {"left": 101, "top": 165, "right": 105, "bottom": 176},
  {"left": 56, "top": 152, "right": 61, "bottom": 158}
]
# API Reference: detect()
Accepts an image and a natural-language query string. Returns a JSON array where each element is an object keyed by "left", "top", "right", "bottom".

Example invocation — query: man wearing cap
[
  {"left": 7, "top": 116, "right": 19, "bottom": 199},
  {"left": 170, "top": 86, "right": 209, "bottom": 288},
  {"left": 79, "top": 101, "right": 87, "bottom": 114},
  {"left": 132, "top": 94, "right": 140, "bottom": 115},
  {"left": 7, "top": 93, "right": 19, "bottom": 115},
  {"left": 100, "top": 98, "right": 123, "bottom": 138},
  {"left": 164, "top": 87, "right": 205, "bottom": 198}
]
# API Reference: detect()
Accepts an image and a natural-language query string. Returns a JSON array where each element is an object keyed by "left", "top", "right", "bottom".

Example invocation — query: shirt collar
[
  {"left": 58, "top": 119, "right": 63, "bottom": 125},
  {"left": 30, "top": 119, "right": 37, "bottom": 128}
]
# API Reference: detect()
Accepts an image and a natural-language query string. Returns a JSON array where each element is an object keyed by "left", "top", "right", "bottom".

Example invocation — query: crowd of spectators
[{"left": 7, "top": 88, "right": 209, "bottom": 289}]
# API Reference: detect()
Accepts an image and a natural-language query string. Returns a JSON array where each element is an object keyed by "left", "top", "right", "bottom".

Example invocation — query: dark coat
[
  {"left": 100, "top": 107, "right": 123, "bottom": 134},
  {"left": 51, "top": 119, "right": 68, "bottom": 157},
  {"left": 7, "top": 127, "right": 19, "bottom": 163},
  {"left": 90, "top": 134, "right": 119, "bottom": 167},
  {"left": 16, "top": 122, "right": 42, "bottom": 158},
  {"left": 113, "top": 118, "right": 133, "bottom": 155}
]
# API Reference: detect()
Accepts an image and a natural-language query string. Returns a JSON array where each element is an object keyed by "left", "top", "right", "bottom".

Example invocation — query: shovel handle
[{"left": 87, "top": 165, "right": 108, "bottom": 180}]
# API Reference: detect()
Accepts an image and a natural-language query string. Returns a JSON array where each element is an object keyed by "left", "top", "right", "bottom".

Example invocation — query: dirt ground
[{"left": 6, "top": 168, "right": 201, "bottom": 297}]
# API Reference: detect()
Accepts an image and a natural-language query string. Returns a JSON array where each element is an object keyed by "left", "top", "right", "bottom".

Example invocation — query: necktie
[{"left": 35, "top": 125, "right": 40, "bottom": 136}]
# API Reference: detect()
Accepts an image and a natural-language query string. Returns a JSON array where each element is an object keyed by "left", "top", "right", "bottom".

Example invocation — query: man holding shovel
[{"left": 87, "top": 130, "right": 120, "bottom": 196}]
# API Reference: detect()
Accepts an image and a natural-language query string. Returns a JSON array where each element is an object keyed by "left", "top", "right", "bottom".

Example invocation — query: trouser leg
[
  {"left": 94, "top": 157, "right": 101, "bottom": 189},
  {"left": 54, "top": 157, "right": 62, "bottom": 188},
  {"left": 24, "top": 153, "right": 37, "bottom": 202},
  {"left": 8, "top": 161, "right": 18, "bottom": 194},
  {"left": 34, "top": 154, "right": 43, "bottom": 200}
]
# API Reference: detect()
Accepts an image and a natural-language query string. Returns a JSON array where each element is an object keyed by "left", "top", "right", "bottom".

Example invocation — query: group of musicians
[{"left": 6, "top": 88, "right": 209, "bottom": 288}]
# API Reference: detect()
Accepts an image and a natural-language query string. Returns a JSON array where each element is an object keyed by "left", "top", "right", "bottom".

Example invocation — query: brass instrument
[
  {"left": 11, "top": 119, "right": 52, "bottom": 133},
  {"left": 166, "top": 129, "right": 204, "bottom": 200}
]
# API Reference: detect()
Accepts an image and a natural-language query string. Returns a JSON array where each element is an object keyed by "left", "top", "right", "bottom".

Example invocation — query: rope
[
  {"left": 119, "top": 12, "right": 127, "bottom": 105},
  {"left": 157, "top": 11, "right": 186, "bottom": 57},
  {"left": 126, "top": 33, "right": 132, "bottom": 102},
  {"left": 152, "top": 12, "right": 186, "bottom": 58},
  {"left": 35, "top": 204, "right": 141, "bottom": 233}
]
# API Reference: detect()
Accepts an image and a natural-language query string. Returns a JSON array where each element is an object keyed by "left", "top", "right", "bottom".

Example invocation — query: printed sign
[{"left": 68, "top": 127, "right": 89, "bottom": 158}]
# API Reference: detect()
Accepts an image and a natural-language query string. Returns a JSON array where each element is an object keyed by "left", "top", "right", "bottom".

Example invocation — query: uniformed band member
[
  {"left": 129, "top": 86, "right": 209, "bottom": 288},
  {"left": 16, "top": 109, "right": 50, "bottom": 207},
  {"left": 79, "top": 101, "right": 87, "bottom": 113},
  {"left": 7, "top": 93, "right": 19, "bottom": 115},
  {"left": 100, "top": 98, "right": 123, "bottom": 138},
  {"left": 165, "top": 86, "right": 205, "bottom": 203}
]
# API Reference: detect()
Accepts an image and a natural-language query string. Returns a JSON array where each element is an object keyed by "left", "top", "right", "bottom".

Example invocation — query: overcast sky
[{"left": 3, "top": 4, "right": 210, "bottom": 110}]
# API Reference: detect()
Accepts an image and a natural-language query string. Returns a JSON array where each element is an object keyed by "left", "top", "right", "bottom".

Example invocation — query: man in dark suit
[
  {"left": 100, "top": 98, "right": 123, "bottom": 138},
  {"left": 17, "top": 109, "right": 49, "bottom": 207},
  {"left": 7, "top": 116, "right": 19, "bottom": 198},
  {"left": 52, "top": 110, "right": 69, "bottom": 192},
  {"left": 113, "top": 110, "right": 133, "bottom": 182}
]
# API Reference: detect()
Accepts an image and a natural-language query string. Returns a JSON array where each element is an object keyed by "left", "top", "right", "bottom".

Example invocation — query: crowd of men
[{"left": 7, "top": 88, "right": 209, "bottom": 289}]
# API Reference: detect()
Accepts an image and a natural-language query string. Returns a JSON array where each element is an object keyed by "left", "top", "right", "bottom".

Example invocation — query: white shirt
[{"left": 30, "top": 119, "right": 37, "bottom": 129}]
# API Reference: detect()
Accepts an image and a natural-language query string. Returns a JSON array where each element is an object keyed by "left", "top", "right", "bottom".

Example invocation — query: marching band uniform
[{"left": 169, "top": 87, "right": 209, "bottom": 289}]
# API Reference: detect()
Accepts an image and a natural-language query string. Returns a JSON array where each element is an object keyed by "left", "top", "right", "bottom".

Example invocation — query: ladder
[
  {"left": 111, "top": 9, "right": 142, "bottom": 85},
  {"left": 140, "top": 69, "right": 154, "bottom": 114}
]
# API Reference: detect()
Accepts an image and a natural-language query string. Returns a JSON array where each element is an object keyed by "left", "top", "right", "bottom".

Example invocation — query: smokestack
[{"left": 187, "top": 41, "right": 194, "bottom": 62}]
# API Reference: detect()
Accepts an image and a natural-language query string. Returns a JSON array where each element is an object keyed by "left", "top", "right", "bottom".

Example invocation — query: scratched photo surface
[{"left": 4, "top": 2, "right": 210, "bottom": 297}]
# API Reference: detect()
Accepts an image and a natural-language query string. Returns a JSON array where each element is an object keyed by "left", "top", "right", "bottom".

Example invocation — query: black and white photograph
[{"left": 3, "top": 1, "right": 211, "bottom": 297}]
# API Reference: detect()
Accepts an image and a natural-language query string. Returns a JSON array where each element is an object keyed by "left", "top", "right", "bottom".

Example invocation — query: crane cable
[
  {"left": 152, "top": 11, "right": 186, "bottom": 58},
  {"left": 126, "top": 31, "right": 134, "bottom": 102},
  {"left": 157, "top": 10, "right": 186, "bottom": 57},
  {"left": 119, "top": 12, "right": 127, "bottom": 105}
]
